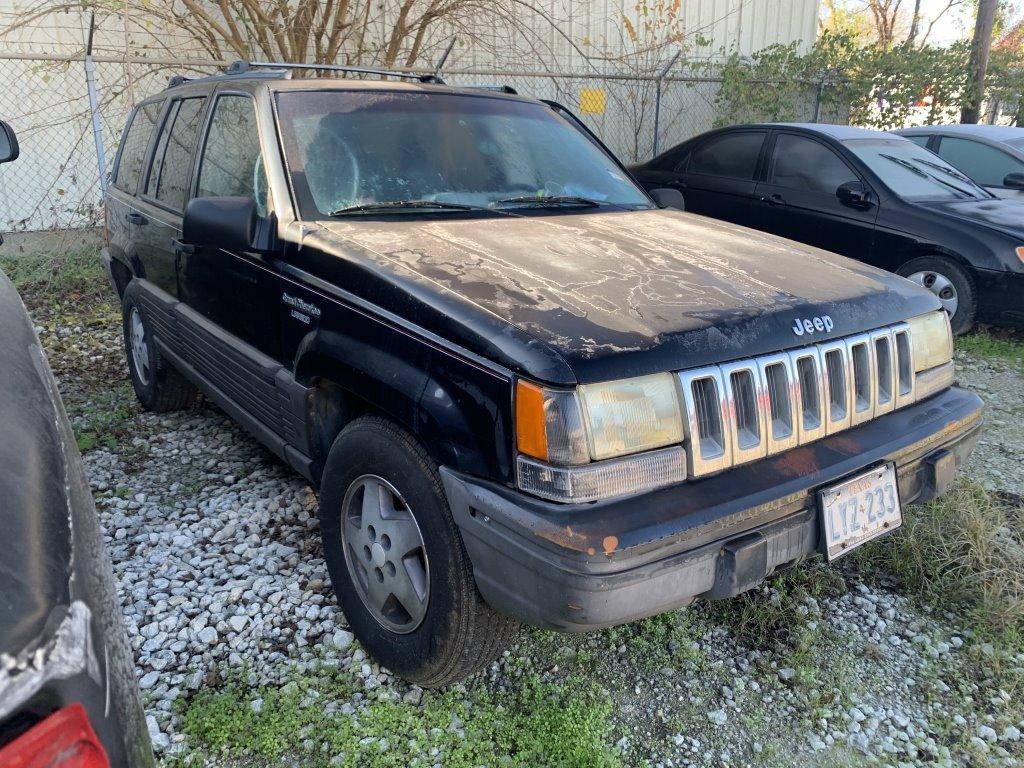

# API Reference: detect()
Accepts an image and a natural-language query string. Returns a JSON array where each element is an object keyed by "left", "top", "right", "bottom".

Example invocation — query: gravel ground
[{"left": 26, "top": 284, "right": 1024, "bottom": 767}]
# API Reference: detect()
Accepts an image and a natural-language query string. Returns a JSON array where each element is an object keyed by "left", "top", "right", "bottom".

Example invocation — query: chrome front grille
[{"left": 677, "top": 322, "right": 914, "bottom": 477}]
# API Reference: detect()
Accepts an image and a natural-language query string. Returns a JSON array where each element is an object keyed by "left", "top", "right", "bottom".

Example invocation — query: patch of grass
[
  {"left": 72, "top": 382, "right": 139, "bottom": 453},
  {"left": 179, "top": 666, "right": 620, "bottom": 767},
  {"left": 0, "top": 246, "right": 107, "bottom": 299},
  {"left": 850, "top": 482, "right": 1024, "bottom": 634},
  {"left": 957, "top": 327, "right": 1024, "bottom": 369},
  {"left": 701, "top": 560, "right": 848, "bottom": 650},
  {"left": 598, "top": 608, "right": 706, "bottom": 672}
]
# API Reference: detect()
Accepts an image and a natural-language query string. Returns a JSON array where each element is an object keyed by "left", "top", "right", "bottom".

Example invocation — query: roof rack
[
  {"left": 164, "top": 61, "right": 291, "bottom": 90},
  {"left": 465, "top": 84, "right": 518, "bottom": 95},
  {"left": 246, "top": 60, "right": 444, "bottom": 84}
]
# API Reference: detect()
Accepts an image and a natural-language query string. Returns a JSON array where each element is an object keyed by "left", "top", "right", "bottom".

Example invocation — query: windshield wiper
[
  {"left": 329, "top": 200, "right": 483, "bottom": 216},
  {"left": 878, "top": 154, "right": 973, "bottom": 199},
  {"left": 496, "top": 195, "right": 602, "bottom": 209},
  {"left": 910, "top": 157, "right": 988, "bottom": 197}
]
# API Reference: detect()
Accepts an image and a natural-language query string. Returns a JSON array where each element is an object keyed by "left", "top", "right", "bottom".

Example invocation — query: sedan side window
[
  {"left": 905, "top": 135, "right": 930, "bottom": 149},
  {"left": 689, "top": 132, "right": 765, "bottom": 180},
  {"left": 769, "top": 134, "right": 857, "bottom": 195},
  {"left": 197, "top": 94, "right": 268, "bottom": 215},
  {"left": 936, "top": 137, "right": 1024, "bottom": 188}
]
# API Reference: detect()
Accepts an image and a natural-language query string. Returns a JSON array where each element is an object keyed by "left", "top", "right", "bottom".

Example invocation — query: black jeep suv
[{"left": 102, "top": 62, "right": 984, "bottom": 686}]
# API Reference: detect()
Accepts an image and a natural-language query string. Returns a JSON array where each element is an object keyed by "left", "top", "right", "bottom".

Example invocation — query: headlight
[
  {"left": 515, "top": 375, "right": 687, "bottom": 502},
  {"left": 578, "top": 373, "right": 683, "bottom": 460},
  {"left": 907, "top": 311, "right": 953, "bottom": 372}
]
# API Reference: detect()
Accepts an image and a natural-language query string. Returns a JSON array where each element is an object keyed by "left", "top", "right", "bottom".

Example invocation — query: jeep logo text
[{"left": 792, "top": 315, "right": 834, "bottom": 336}]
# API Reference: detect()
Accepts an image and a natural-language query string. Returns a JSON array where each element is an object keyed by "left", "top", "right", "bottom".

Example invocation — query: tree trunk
[
  {"left": 906, "top": 0, "right": 922, "bottom": 45},
  {"left": 961, "top": 0, "right": 998, "bottom": 124}
]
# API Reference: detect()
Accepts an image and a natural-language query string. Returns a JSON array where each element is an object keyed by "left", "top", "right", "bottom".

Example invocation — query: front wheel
[
  {"left": 319, "top": 416, "right": 519, "bottom": 687},
  {"left": 897, "top": 256, "right": 976, "bottom": 335}
]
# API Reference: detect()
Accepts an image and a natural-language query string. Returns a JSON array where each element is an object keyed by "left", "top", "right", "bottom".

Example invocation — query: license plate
[{"left": 819, "top": 464, "right": 902, "bottom": 560}]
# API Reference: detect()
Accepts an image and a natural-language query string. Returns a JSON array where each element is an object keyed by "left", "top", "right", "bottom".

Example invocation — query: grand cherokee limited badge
[{"left": 792, "top": 314, "right": 834, "bottom": 336}]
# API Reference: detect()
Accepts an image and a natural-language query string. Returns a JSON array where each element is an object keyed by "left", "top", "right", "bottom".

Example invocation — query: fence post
[
  {"left": 84, "top": 14, "right": 108, "bottom": 198},
  {"left": 652, "top": 49, "right": 682, "bottom": 160},
  {"left": 813, "top": 79, "right": 825, "bottom": 123}
]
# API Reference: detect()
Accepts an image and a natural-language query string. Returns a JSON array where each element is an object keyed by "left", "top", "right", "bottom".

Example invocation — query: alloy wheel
[
  {"left": 340, "top": 475, "right": 430, "bottom": 634},
  {"left": 129, "top": 307, "right": 151, "bottom": 385}
]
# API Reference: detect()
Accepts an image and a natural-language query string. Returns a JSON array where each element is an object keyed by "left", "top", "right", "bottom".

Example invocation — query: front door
[
  {"left": 135, "top": 96, "right": 208, "bottom": 297},
  {"left": 753, "top": 132, "right": 877, "bottom": 259},
  {"left": 177, "top": 91, "right": 280, "bottom": 361}
]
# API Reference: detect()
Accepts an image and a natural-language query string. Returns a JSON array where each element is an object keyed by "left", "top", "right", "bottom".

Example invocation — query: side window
[
  {"left": 905, "top": 135, "right": 931, "bottom": 148},
  {"left": 113, "top": 101, "right": 162, "bottom": 194},
  {"left": 689, "top": 132, "right": 765, "bottom": 180},
  {"left": 196, "top": 94, "right": 268, "bottom": 215},
  {"left": 936, "top": 136, "right": 1024, "bottom": 187},
  {"left": 651, "top": 146, "right": 690, "bottom": 173},
  {"left": 145, "top": 97, "right": 206, "bottom": 210},
  {"left": 769, "top": 134, "right": 858, "bottom": 195}
]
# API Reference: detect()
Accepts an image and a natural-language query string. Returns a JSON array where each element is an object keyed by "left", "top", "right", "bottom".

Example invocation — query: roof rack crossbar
[{"left": 247, "top": 61, "right": 443, "bottom": 84}]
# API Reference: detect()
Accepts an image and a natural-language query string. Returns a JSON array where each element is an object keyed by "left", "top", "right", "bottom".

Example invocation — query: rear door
[
  {"left": 106, "top": 101, "right": 163, "bottom": 281},
  {"left": 934, "top": 135, "right": 1024, "bottom": 200},
  {"left": 177, "top": 90, "right": 279, "bottom": 359},
  {"left": 753, "top": 131, "right": 877, "bottom": 258},
  {"left": 135, "top": 96, "right": 208, "bottom": 296},
  {"left": 672, "top": 130, "right": 767, "bottom": 227}
]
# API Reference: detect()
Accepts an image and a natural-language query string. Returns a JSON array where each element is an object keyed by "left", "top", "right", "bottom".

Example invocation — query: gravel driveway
[{"left": 28, "top": 283, "right": 1024, "bottom": 767}]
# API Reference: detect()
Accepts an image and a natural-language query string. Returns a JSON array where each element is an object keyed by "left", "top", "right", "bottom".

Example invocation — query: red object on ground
[{"left": 0, "top": 703, "right": 109, "bottom": 768}]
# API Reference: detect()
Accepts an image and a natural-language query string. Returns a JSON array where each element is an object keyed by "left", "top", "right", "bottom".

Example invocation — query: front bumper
[{"left": 442, "top": 386, "right": 983, "bottom": 631}]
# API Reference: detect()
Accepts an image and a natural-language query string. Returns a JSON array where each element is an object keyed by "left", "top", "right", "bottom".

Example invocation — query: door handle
[
  {"left": 126, "top": 212, "right": 148, "bottom": 225},
  {"left": 760, "top": 193, "right": 786, "bottom": 206},
  {"left": 172, "top": 238, "right": 195, "bottom": 256}
]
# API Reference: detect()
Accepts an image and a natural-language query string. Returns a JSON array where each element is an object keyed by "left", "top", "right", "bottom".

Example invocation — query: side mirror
[
  {"left": 1003, "top": 172, "right": 1024, "bottom": 190},
  {"left": 182, "top": 196, "right": 259, "bottom": 252},
  {"left": 836, "top": 180, "right": 873, "bottom": 210},
  {"left": 650, "top": 187, "right": 685, "bottom": 211},
  {"left": 0, "top": 121, "right": 20, "bottom": 165}
]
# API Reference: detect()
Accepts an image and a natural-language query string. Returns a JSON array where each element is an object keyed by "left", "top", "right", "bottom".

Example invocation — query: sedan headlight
[{"left": 907, "top": 311, "right": 953, "bottom": 372}]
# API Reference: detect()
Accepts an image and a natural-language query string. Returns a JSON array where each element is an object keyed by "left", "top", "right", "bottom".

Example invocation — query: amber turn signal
[{"left": 515, "top": 380, "right": 548, "bottom": 461}]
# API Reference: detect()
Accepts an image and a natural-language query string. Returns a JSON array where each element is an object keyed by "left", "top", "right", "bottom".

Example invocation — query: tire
[
  {"left": 122, "top": 284, "right": 197, "bottom": 412},
  {"left": 319, "top": 415, "right": 519, "bottom": 687},
  {"left": 897, "top": 255, "right": 977, "bottom": 335}
]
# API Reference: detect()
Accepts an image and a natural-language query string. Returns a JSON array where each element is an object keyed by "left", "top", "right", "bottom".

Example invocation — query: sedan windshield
[
  {"left": 275, "top": 90, "right": 652, "bottom": 218},
  {"left": 844, "top": 137, "right": 991, "bottom": 201}
]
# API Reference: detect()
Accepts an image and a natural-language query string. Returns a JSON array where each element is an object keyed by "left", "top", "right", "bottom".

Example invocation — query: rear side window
[
  {"left": 196, "top": 94, "right": 267, "bottom": 214},
  {"left": 689, "top": 132, "right": 765, "bottom": 180},
  {"left": 769, "top": 134, "right": 857, "bottom": 195},
  {"left": 904, "top": 135, "right": 930, "bottom": 148},
  {"left": 144, "top": 97, "right": 206, "bottom": 210},
  {"left": 936, "top": 136, "right": 1024, "bottom": 187},
  {"left": 114, "top": 101, "right": 162, "bottom": 194}
]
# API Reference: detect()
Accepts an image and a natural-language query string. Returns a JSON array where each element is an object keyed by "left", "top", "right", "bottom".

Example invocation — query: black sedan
[
  {"left": 631, "top": 123, "right": 1024, "bottom": 333},
  {"left": 0, "top": 120, "right": 153, "bottom": 767}
]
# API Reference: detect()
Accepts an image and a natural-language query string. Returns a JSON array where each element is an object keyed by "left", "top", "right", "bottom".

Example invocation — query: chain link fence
[{"left": 0, "top": 53, "right": 1017, "bottom": 244}]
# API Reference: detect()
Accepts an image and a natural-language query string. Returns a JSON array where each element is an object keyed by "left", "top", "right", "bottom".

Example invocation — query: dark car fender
[{"left": 293, "top": 328, "right": 515, "bottom": 485}]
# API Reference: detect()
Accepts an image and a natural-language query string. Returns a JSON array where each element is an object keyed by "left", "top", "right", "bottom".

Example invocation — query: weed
[
  {"left": 0, "top": 247, "right": 107, "bottom": 300},
  {"left": 957, "top": 328, "right": 1024, "bottom": 370},
  {"left": 850, "top": 482, "right": 1024, "bottom": 633},
  {"left": 179, "top": 665, "right": 620, "bottom": 767}
]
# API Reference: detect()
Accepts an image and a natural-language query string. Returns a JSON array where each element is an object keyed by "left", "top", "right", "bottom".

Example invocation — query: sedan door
[
  {"left": 934, "top": 136, "right": 1024, "bottom": 200},
  {"left": 752, "top": 132, "right": 877, "bottom": 259},
  {"left": 669, "top": 130, "right": 768, "bottom": 227}
]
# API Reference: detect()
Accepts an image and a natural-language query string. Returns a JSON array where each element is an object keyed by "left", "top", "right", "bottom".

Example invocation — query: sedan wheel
[
  {"left": 340, "top": 474, "right": 430, "bottom": 634},
  {"left": 906, "top": 270, "right": 959, "bottom": 317}
]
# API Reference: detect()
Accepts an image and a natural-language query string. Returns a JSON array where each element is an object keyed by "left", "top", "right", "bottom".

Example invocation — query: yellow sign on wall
[{"left": 579, "top": 88, "right": 606, "bottom": 115}]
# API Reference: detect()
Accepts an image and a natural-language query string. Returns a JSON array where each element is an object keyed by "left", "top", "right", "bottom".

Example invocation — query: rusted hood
[{"left": 310, "top": 209, "right": 939, "bottom": 383}]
